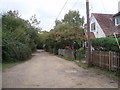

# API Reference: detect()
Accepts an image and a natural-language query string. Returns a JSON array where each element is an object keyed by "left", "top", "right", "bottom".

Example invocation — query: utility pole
[{"left": 86, "top": 0, "right": 92, "bottom": 67}]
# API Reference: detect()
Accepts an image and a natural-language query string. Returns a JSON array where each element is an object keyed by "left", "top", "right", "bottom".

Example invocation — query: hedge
[
  {"left": 2, "top": 37, "right": 31, "bottom": 63},
  {"left": 92, "top": 37, "right": 120, "bottom": 52}
]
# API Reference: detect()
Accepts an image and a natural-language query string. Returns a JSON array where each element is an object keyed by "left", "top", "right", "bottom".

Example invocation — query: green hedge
[
  {"left": 92, "top": 37, "right": 120, "bottom": 52},
  {"left": 2, "top": 37, "right": 31, "bottom": 63}
]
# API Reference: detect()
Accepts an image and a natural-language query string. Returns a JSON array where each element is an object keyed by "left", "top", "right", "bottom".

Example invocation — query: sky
[{"left": 0, "top": 0, "right": 120, "bottom": 31}]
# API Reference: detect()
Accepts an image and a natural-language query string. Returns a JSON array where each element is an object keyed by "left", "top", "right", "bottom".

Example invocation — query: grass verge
[
  {"left": 2, "top": 54, "right": 33, "bottom": 69},
  {"left": 57, "top": 55, "right": 75, "bottom": 61},
  {"left": 57, "top": 55, "right": 120, "bottom": 81},
  {"left": 75, "top": 62, "right": 120, "bottom": 80},
  {"left": 2, "top": 61, "right": 26, "bottom": 69}
]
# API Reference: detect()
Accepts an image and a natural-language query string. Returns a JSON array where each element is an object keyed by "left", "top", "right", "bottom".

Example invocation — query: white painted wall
[
  {"left": 90, "top": 14, "right": 106, "bottom": 38},
  {"left": 118, "top": 1, "right": 120, "bottom": 12}
]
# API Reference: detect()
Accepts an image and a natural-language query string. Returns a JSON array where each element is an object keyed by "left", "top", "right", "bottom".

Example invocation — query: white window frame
[
  {"left": 91, "top": 22, "right": 96, "bottom": 31},
  {"left": 115, "top": 16, "right": 120, "bottom": 26}
]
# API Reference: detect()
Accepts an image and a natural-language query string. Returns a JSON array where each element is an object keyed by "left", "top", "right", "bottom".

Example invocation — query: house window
[
  {"left": 115, "top": 16, "right": 120, "bottom": 26},
  {"left": 91, "top": 23, "right": 95, "bottom": 30}
]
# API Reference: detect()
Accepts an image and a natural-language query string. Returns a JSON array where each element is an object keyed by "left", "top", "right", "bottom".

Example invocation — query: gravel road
[{"left": 3, "top": 50, "right": 118, "bottom": 88}]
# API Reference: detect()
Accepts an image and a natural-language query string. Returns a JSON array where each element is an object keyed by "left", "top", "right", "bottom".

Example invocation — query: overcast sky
[{"left": 0, "top": 0, "right": 120, "bottom": 31}]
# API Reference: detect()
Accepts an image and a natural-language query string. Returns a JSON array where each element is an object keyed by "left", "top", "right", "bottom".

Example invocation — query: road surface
[{"left": 3, "top": 50, "right": 118, "bottom": 88}]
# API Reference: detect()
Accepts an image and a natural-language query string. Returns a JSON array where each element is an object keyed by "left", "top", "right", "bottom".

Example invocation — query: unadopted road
[{"left": 3, "top": 50, "right": 118, "bottom": 88}]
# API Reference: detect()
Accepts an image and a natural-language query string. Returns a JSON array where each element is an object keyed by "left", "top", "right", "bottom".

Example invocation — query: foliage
[
  {"left": 62, "top": 10, "right": 84, "bottom": 27},
  {"left": 42, "top": 10, "right": 85, "bottom": 54},
  {"left": 54, "top": 10, "right": 84, "bottom": 30},
  {"left": 7, "top": 10, "right": 20, "bottom": 18},
  {"left": 54, "top": 19, "right": 62, "bottom": 28},
  {"left": 92, "top": 37, "right": 120, "bottom": 52},
  {"left": 2, "top": 37, "right": 31, "bottom": 62},
  {"left": 29, "top": 14, "right": 41, "bottom": 33},
  {"left": 2, "top": 10, "right": 42, "bottom": 62},
  {"left": 54, "top": 23, "right": 71, "bottom": 31},
  {"left": 30, "top": 14, "right": 40, "bottom": 26},
  {"left": 44, "top": 25, "right": 84, "bottom": 54},
  {"left": 76, "top": 47, "right": 86, "bottom": 59}
]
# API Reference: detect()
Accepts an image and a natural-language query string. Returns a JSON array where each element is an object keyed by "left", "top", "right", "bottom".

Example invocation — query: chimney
[{"left": 118, "top": 1, "right": 120, "bottom": 12}]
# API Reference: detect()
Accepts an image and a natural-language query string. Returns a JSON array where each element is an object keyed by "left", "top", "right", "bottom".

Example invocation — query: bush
[
  {"left": 44, "top": 25, "right": 84, "bottom": 54},
  {"left": 2, "top": 11, "right": 42, "bottom": 63},
  {"left": 76, "top": 47, "right": 86, "bottom": 59},
  {"left": 92, "top": 37, "right": 120, "bottom": 52},
  {"left": 2, "top": 37, "right": 31, "bottom": 63}
]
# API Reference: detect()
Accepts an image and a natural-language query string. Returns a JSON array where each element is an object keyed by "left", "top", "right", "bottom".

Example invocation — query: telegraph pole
[{"left": 86, "top": 0, "right": 92, "bottom": 67}]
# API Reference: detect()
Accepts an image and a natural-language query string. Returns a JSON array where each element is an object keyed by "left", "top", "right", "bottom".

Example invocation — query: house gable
[
  {"left": 91, "top": 13, "right": 117, "bottom": 37},
  {"left": 113, "top": 12, "right": 120, "bottom": 37},
  {"left": 90, "top": 14, "right": 106, "bottom": 38}
]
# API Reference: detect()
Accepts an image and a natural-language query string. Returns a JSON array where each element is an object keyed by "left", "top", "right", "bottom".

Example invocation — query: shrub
[
  {"left": 2, "top": 37, "right": 31, "bottom": 63},
  {"left": 2, "top": 11, "right": 42, "bottom": 63},
  {"left": 44, "top": 25, "right": 84, "bottom": 54},
  {"left": 92, "top": 37, "right": 120, "bottom": 52},
  {"left": 76, "top": 47, "right": 86, "bottom": 59}
]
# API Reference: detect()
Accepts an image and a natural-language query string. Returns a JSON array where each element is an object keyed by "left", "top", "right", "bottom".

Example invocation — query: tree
[
  {"left": 62, "top": 10, "right": 84, "bottom": 27},
  {"left": 30, "top": 14, "right": 41, "bottom": 33},
  {"left": 7, "top": 10, "right": 20, "bottom": 18},
  {"left": 54, "top": 19, "right": 62, "bottom": 28},
  {"left": 42, "top": 10, "right": 85, "bottom": 54},
  {"left": 81, "top": 16, "right": 85, "bottom": 27},
  {"left": 2, "top": 10, "right": 43, "bottom": 62},
  {"left": 44, "top": 25, "right": 84, "bottom": 54},
  {"left": 30, "top": 14, "right": 40, "bottom": 26},
  {"left": 53, "top": 23, "right": 71, "bottom": 32}
]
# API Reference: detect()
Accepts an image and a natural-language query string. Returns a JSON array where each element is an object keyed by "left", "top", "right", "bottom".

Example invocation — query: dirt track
[{"left": 3, "top": 50, "right": 118, "bottom": 88}]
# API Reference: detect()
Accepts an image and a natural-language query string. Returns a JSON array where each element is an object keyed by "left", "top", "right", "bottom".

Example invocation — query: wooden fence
[
  {"left": 91, "top": 51, "right": 120, "bottom": 72},
  {"left": 58, "top": 49, "right": 74, "bottom": 58},
  {"left": 58, "top": 49, "right": 85, "bottom": 60},
  {"left": 58, "top": 49, "right": 120, "bottom": 72}
]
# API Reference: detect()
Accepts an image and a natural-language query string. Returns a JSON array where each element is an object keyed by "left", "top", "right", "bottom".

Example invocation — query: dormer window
[
  {"left": 91, "top": 23, "right": 95, "bottom": 31},
  {"left": 115, "top": 16, "right": 120, "bottom": 26}
]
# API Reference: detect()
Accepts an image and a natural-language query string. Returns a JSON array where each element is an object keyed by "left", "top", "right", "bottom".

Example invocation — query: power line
[
  {"left": 56, "top": 0, "right": 69, "bottom": 20},
  {"left": 50, "top": 0, "right": 69, "bottom": 29}
]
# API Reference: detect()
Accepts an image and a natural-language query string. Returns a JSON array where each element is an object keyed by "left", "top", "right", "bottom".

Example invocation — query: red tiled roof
[
  {"left": 84, "top": 32, "right": 95, "bottom": 39},
  {"left": 114, "top": 25, "right": 120, "bottom": 35}
]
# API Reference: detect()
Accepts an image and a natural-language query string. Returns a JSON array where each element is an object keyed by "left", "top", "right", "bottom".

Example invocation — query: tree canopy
[
  {"left": 2, "top": 10, "right": 43, "bottom": 62},
  {"left": 2, "top": 10, "right": 85, "bottom": 61},
  {"left": 62, "top": 10, "right": 84, "bottom": 27},
  {"left": 42, "top": 10, "right": 85, "bottom": 54}
]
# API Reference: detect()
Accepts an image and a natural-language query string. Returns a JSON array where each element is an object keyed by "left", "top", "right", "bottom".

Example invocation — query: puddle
[{"left": 65, "top": 70, "right": 77, "bottom": 73}]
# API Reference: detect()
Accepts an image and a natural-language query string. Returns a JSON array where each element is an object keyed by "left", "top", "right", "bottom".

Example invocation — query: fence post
[
  {"left": 91, "top": 51, "right": 93, "bottom": 65},
  {"left": 99, "top": 51, "right": 101, "bottom": 67},
  {"left": 109, "top": 51, "right": 111, "bottom": 71},
  {"left": 117, "top": 52, "right": 119, "bottom": 74},
  {"left": 97, "top": 51, "right": 99, "bottom": 66}
]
